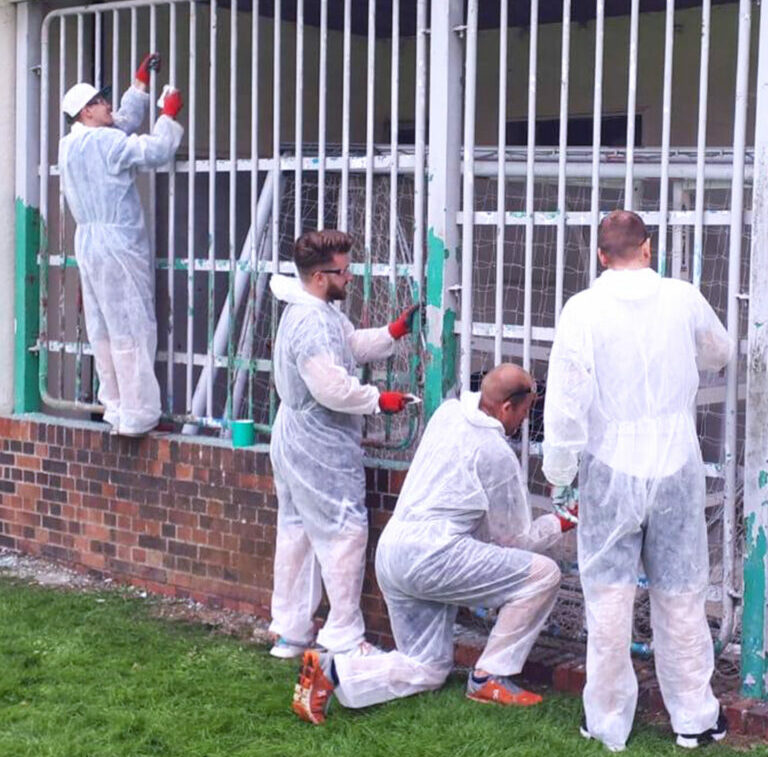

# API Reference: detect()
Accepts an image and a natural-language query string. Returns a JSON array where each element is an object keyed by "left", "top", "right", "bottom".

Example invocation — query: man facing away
[
  {"left": 59, "top": 53, "right": 184, "bottom": 437},
  {"left": 268, "top": 229, "right": 418, "bottom": 659},
  {"left": 292, "top": 363, "right": 577, "bottom": 725},
  {"left": 542, "top": 210, "right": 733, "bottom": 751}
]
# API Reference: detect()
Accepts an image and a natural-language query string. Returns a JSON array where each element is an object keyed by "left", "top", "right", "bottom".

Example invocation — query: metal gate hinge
[{"left": 31, "top": 64, "right": 41, "bottom": 77}]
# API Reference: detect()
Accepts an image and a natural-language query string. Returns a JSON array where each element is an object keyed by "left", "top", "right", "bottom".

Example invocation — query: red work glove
[
  {"left": 557, "top": 503, "right": 578, "bottom": 533},
  {"left": 162, "top": 89, "right": 183, "bottom": 118},
  {"left": 388, "top": 304, "right": 420, "bottom": 340},
  {"left": 135, "top": 52, "right": 162, "bottom": 85},
  {"left": 378, "top": 391, "right": 407, "bottom": 414}
]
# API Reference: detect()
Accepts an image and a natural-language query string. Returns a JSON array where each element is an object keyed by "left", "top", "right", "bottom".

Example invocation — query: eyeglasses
[
  {"left": 86, "top": 95, "right": 109, "bottom": 107},
  {"left": 318, "top": 267, "right": 352, "bottom": 277},
  {"left": 503, "top": 379, "right": 538, "bottom": 404}
]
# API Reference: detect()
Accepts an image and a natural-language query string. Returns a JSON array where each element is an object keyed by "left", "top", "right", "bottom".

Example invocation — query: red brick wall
[{"left": 0, "top": 416, "right": 405, "bottom": 647}]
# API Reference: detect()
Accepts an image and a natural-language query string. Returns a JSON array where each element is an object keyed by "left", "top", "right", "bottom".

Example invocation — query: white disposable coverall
[
  {"left": 331, "top": 391, "right": 562, "bottom": 709},
  {"left": 542, "top": 267, "right": 733, "bottom": 749},
  {"left": 59, "top": 86, "right": 183, "bottom": 434},
  {"left": 268, "top": 274, "right": 395, "bottom": 653}
]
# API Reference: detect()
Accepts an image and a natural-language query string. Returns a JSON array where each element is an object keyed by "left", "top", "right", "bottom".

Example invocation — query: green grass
[{"left": 0, "top": 576, "right": 764, "bottom": 757}]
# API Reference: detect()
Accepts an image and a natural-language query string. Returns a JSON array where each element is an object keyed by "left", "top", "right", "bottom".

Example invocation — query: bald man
[{"left": 292, "top": 365, "right": 575, "bottom": 724}]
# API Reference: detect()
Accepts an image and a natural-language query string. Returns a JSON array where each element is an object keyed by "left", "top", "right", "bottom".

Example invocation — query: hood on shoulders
[
  {"left": 269, "top": 274, "right": 328, "bottom": 308},
  {"left": 594, "top": 267, "right": 662, "bottom": 301},
  {"left": 459, "top": 391, "right": 505, "bottom": 433}
]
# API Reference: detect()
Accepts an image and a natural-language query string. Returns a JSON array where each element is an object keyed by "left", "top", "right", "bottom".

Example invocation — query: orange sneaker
[
  {"left": 466, "top": 673, "right": 543, "bottom": 706},
  {"left": 292, "top": 650, "right": 335, "bottom": 725}
]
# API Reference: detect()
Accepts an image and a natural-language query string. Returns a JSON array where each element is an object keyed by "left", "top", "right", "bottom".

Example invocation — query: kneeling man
[{"left": 292, "top": 364, "right": 575, "bottom": 724}]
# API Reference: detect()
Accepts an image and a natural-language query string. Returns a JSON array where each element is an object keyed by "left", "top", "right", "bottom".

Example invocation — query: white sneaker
[
  {"left": 269, "top": 637, "right": 307, "bottom": 659},
  {"left": 676, "top": 710, "right": 728, "bottom": 749}
]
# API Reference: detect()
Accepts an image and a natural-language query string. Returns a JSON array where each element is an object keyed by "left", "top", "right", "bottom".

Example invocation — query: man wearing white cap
[{"left": 59, "top": 53, "right": 184, "bottom": 437}]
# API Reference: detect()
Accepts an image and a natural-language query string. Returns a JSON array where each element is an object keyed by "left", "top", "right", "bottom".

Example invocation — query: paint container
[{"left": 231, "top": 419, "right": 255, "bottom": 448}]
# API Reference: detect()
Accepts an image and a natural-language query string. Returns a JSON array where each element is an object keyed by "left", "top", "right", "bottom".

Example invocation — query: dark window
[{"left": 506, "top": 114, "right": 642, "bottom": 147}]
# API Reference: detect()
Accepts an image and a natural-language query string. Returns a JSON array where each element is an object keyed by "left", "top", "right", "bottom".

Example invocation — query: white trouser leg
[
  {"left": 91, "top": 338, "right": 120, "bottom": 427},
  {"left": 583, "top": 584, "right": 638, "bottom": 750},
  {"left": 475, "top": 553, "right": 561, "bottom": 675},
  {"left": 111, "top": 332, "right": 161, "bottom": 434},
  {"left": 314, "top": 525, "right": 368, "bottom": 653},
  {"left": 269, "top": 481, "right": 323, "bottom": 645},
  {"left": 649, "top": 589, "right": 719, "bottom": 735}
]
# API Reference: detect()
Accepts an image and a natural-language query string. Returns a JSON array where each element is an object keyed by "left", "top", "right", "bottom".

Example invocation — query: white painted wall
[{"left": 0, "top": 0, "right": 16, "bottom": 414}]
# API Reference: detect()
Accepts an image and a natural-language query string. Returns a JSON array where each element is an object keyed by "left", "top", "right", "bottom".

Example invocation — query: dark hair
[
  {"left": 597, "top": 210, "right": 649, "bottom": 260},
  {"left": 294, "top": 230, "right": 353, "bottom": 276}
]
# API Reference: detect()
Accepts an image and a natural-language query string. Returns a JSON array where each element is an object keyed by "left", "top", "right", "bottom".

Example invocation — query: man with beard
[{"left": 267, "top": 230, "right": 418, "bottom": 659}]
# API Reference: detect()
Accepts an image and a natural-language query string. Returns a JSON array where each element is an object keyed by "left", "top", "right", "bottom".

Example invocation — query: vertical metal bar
[
  {"left": 207, "top": 0, "right": 217, "bottom": 420},
  {"left": 658, "top": 0, "right": 675, "bottom": 276},
  {"left": 522, "top": 0, "right": 539, "bottom": 479},
  {"left": 166, "top": 1, "right": 177, "bottom": 411},
  {"left": 719, "top": 0, "right": 751, "bottom": 654},
  {"left": 339, "top": 0, "right": 351, "bottom": 232},
  {"left": 624, "top": 0, "right": 639, "bottom": 209},
  {"left": 148, "top": 5, "right": 157, "bottom": 293},
  {"left": 363, "top": 0, "right": 375, "bottom": 327},
  {"left": 425, "top": 0, "right": 462, "bottom": 418},
  {"left": 14, "top": 1, "right": 42, "bottom": 413},
  {"left": 58, "top": 17, "right": 67, "bottom": 401},
  {"left": 94, "top": 12, "right": 102, "bottom": 87},
  {"left": 693, "top": 0, "right": 711, "bottom": 289},
  {"left": 294, "top": 0, "right": 303, "bottom": 240},
  {"left": 270, "top": 0, "right": 281, "bottom": 424},
  {"left": 459, "top": 0, "right": 477, "bottom": 392},
  {"left": 77, "top": 13, "right": 84, "bottom": 80},
  {"left": 386, "top": 0, "right": 400, "bottom": 430},
  {"left": 186, "top": 0, "right": 197, "bottom": 415},
  {"left": 112, "top": 11, "right": 120, "bottom": 109},
  {"left": 742, "top": 0, "right": 768, "bottom": 701},
  {"left": 589, "top": 1, "right": 604, "bottom": 283},
  {"left": 318, "top": 0, "right": 327, "bottom": 230},
  {"left": 249, "top": 0, "right": 259, "bottom": 419},
  {"left": 555, "top": 0, "right": 570, "bottom": 325},
  {"left": 493, "top": 0, "right": 507, "bottom": 366},
  {"left": 412, "top": 0, "right": 427, "bottom": 295},
  {"left": 227, "top": 0, "right": 239, "bottom": 422},
  {"left": 130, "top": 7, "right": 137, "bottom": 74}
]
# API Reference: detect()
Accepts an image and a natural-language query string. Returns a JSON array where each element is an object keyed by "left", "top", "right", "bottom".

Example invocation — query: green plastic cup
[{"left": 231, "top": 419, "right": 255, "bottom": 448}]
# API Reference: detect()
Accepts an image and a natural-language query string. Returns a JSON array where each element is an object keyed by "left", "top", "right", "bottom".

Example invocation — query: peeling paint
[
  {"left": 760, "top": 470, "right": 768, "bottom": 489},
  {"left": 742, "top": 512, "right": 767, "bottom": 698},
  {"left": 16, "top": 198, "right": 41, "bottom": 413}
]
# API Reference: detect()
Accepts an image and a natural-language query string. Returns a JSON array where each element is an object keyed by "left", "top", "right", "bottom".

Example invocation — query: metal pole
[
  {"left": 270, "top": 0, "right": 281, "bottom": 424},
  {"left": 412, "top": 0, "right": 427, "bottom": 294},
  {"left": 555, "top": 0, "right": 570, "bottom": 324},
  {"left": 318, "top": 0, "right": 327, "bottom": 230},
  {"left": 693, "top": 0, "right": 711, "bottom": 289},
  {"left": 166, "top": 1, "right": 177, "bottom": 411},
  {"left": 624, "top": 0, "right": 639, "bottom": 209},
  {"left": 207, "top": 0, "right": 218, "bottom": 420},
  {"left": 720, "top": 0, "right": 751, "bottom": 656},
  {"left": 460, "top": 0, "right": 477, "bottom": 392},
  {"left": 522, "top": 0, "right": 539, "bottom": 480},
  {"left": 294, "top": 0, "right": 303, "bottom": 240},
  {"left": 493, "top": 0, "right": 507, "bottom": 366},
  {"left": 111, "top": 10, "right": 119, "bottom": 108},
  {"left": 658, "top": 0, "right": 675, "bottom": 276},
  {"left": 185, "top": 0, "right": 197, "bottom": 415},
  {"left": 77, "top": 13, "right": 84, "bottom": 80},
  {"left": 589, "top": 1, "right": 604, "bottom": 283},
  {"left": 58, "top": 17, "right": 67, "bottom": 401},
  {"left": 742, "top": 0, "right": 768, "bottom": 700},
  {"left": 363, "top": 0, "right": 375, "bottom": 328},
  {"left": 424, "top": 0, "right": 462, "bottom": 417},
  {"left": 95, "top": 12, "right": 102, "bottom": 87},
  {"left": 339, "top": 0, "right": 351, "bottom": 232},
  {"left": 249, "top": 0, "right": 259, "bottom": 419},
  {"left": 226, "top": 0, "right": 238, "bottom": 422}
]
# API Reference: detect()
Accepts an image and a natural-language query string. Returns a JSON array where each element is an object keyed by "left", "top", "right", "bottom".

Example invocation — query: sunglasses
[{"left": 318, "top": 267, "right": 352, "bottom": 276}]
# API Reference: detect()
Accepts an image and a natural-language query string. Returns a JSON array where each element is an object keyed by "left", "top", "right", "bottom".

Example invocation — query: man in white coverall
[
  {"left": 542, "top": 210, "right": 733, "bottom": 751},
  {"left": 59, "top": 53, "right": 184, "bottom": 437},
  {"left": 292, "top": 363, "right": 577, "bottom": 725},
  {"left": 268, "top": 229, "right": 418, "bottom": 660}
]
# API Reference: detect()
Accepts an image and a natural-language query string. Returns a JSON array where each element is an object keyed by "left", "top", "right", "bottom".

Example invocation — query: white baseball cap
[{"left": 61, "top": 82, "right": 111, "bottom": 119}]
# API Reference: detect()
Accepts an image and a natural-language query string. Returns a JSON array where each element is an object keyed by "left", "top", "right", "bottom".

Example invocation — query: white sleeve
[
  {"left": 112, "top": 86, "right": 149, "bottom": 135},
  {"left": 347, "top": 325, "right": 396, "bottom": 364},
  {"left": 506, "top": 514, "right": 563, "bottom": 553},
  {"left": 105, "top": 115, "right": 184, "bottom": 173},
  {"left": 693, "top": 290, "right": 734, "bottom": 372},
  {"left": 298, "top": 352, "right": 381, "bottom": 415},
  {"left": 542, "top": 298, "right": 594, "bottom": 488}
]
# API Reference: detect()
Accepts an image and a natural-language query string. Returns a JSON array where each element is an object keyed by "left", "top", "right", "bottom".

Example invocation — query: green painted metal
[
  {"left": 742, "top": 509, "right": 768, "bottom": 698},
  {"left": 14, "top": 199, "right": 41, "bottom": 413},
  {"left": 424, "top": 227, "right": 456, "bottom": 417}
]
